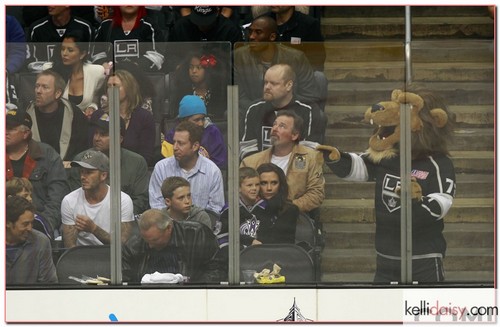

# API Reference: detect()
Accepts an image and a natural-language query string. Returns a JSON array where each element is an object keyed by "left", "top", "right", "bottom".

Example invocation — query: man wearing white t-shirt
[
  {"left": 240, "top": 110, "right": 325, "bottom": 214},
  {"left": 61, "top": 150, "right": 134, "bottom": 247}
]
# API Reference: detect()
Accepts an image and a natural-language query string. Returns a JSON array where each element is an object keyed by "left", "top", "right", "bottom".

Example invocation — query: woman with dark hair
[
  {"left": 255, "top": 163, "right": 298, "bottom": 244},
  {"left": 92, "top": 6, "right": 165, "bottom": 72},
  {"left": 170, "top": 50, "right": 228, "bottom": 119},
  {"left": 43, "top": 30, "right": 105, "bottom": 118}
]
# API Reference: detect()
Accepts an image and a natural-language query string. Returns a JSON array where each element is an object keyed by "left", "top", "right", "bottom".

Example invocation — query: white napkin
[{"left": 141, "top": 271, "right": 184, "bottom": 284}]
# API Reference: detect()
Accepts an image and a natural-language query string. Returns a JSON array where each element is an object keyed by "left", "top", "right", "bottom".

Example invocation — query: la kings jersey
[
  {"left": 328, "top": 152, "right": 456, "bottom": 258},
  {"left": 27, "top": 16, "right": 93, "bottom": 66},
  {"left": 92, "top": 18, "right": 164, "bottom": 71}
]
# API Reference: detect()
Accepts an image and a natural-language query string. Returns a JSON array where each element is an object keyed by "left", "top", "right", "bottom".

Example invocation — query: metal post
[
  {"left": 108, "top": 86, "right": 122, "bottom": 284},
  {"left": 400, "top": 6, "right": 413, "bottom": 284},
  {"left": 227, "top": 85, "right": 240, "bottom": 284}
]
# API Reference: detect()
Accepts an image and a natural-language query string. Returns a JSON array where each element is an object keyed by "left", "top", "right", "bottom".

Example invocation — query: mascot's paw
[
  {"left": 396, "top": 177, "right": 423, "bottom": 202},
  {"left": 316, "top": 145, "right": 341, "bottom": 162}
]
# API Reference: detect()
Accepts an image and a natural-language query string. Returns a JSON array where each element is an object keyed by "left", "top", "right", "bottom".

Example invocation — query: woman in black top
[{"left": 256, "top": 163, "right": 298, "bottom": 244}]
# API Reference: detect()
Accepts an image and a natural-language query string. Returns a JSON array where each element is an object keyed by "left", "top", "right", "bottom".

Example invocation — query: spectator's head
[
  {"left": 137, "top": 209, "right": 174, "bottom": 250},
  {"left": 271, "top": 110, "right": 303, "bottom": 148},
  {"left": 188, "top": 53, "right": 218, "bottom": 86},
  {"left": 34, "top": 70, "right": 65, "bottom": 110},
  {"left": 173, "top": 121, "right": 203, "bottom": 167},
  {"left": 91, "top": 113, "right": 126, "bottom": 153},
  {"left": 248, "top": 15, "right": 277, "bottom": 52},
  {"left": 71, "top": 150, "right": 109, "bottom": 191},
  {"left": 257, "top": 163, "right": 289, "bottom": 204},
  {"left": 178, "top": 95, "right": 207, "bottom": 127},
  {"left": 263, "top": 64, "right": 295, "bottom": 107},
  {"left": 107, "top": 70, "right": 143, "bottom": 115},
  {"left": 270, "top": 6, "right": 295, "bottom": 15},
  {"left": 189, "top": 6, "right": 220, "bottom": 32},
  {"left": 6, "top": 177, "right": 33, "bottom": 203},
  {"left": 6, "top": 109, "right": 32, "bottom": 148},
  {"left": 112, "top": 6, "right": 146, "bottom": 29},
  {"left": 6, "top": 195, "right": 35, "bottom": 245},
  {"left": 239, "top": 167, "right": 260, "bottom": 206},
  {"left": 161, "top": 177, "right": 192, "bottom": 219},
  {"left": 60, "top": 29, "right": 90, "bottom": 66},
  {"left": 47, "top": 6, "right": 70, "bottom": 19}
]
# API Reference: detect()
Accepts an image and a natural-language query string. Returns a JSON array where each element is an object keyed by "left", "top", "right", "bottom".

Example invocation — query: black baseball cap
[
  {"left": 6, "top": 109, "right": 32, "bottom": 129},
  {"left": 91, "top": 113, "right": 126, "bottom": 136},
  {"left": 189, "top": 6, "right": 219, "bottom": 26}
]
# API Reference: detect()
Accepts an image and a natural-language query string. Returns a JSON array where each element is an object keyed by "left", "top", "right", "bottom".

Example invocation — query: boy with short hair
[
  {"left": 6, "top": 177, "right": 54, "bottom": 239},
  {"left": 161, "top": 176, "right": 213, "bottom": 229},
  {"left": 217, "top": 167, "right": 272, "bottom": 250}
]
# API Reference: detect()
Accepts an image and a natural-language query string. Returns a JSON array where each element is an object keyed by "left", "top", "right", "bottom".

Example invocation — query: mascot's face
[{"left": 363, "top": 89, "right": 448, "bottom": 163}]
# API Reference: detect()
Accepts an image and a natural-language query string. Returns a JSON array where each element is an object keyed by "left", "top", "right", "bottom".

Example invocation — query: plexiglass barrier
[{"left": 5, "top": 32, "right": 494, "bottom": 289}]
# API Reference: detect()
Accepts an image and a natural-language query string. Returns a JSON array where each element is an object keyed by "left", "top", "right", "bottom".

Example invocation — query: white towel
[{"left": 141, "top": 272, "right": 185, "bottom": 284}]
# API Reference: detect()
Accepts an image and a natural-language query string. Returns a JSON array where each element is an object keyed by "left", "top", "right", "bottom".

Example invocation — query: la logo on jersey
[
  {"left": 382, "top": 173, "right": 401, "bottom": 212},
  {"left": 114, "top": 39, "right": 140, "bottom": 60},
  {"left": 261, "top": 126, "right": 272, "bottom": 150}
]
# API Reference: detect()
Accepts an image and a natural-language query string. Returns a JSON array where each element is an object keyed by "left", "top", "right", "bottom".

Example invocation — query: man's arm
[
  {"left": 292, "top": 155, "right": 325, "bottom": 212},
  {"left": 148, "top": 164, "right": 167, "bottom": 209},
  {"left": 62, "top": 224, "right": 78, "bottom": 248},
  {"left": 37, "top": 235, "right": 58, "bottom": 283},
  {"left": 127, "top": 155, "right": 150, "bottom": 214},
  {"left": 38, "top": 148, "right": 70, "bottom": 231},
  {"left": 207, "top": 170, "right": 225, "bottom": 213}
]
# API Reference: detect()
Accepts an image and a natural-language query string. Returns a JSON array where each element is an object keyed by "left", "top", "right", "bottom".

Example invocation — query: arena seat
[
  {"left": 240, "top": 243, "right": 316, "bottom": 283},
  {"left": 56, "top": 245, "right": 110, "bottom": 284}
]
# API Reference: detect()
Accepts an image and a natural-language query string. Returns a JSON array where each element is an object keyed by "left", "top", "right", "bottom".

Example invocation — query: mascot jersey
[{"left": 326, "top": 151, "right": 456, "bottom": 259}]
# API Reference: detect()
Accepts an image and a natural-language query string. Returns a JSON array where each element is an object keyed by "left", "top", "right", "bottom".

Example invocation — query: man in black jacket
[{"left": 122, "top": 208, "right": 225, "bottom": 283}]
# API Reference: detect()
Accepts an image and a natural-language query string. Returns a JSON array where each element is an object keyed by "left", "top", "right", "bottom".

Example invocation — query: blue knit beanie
[{"left": 178, "top": 95, "right": 207, "bottom": 118}]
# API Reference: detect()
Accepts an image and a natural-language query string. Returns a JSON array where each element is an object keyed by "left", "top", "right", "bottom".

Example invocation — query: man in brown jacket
[{"left": 240, "top": 110, "right": 325, "bottom": 214}]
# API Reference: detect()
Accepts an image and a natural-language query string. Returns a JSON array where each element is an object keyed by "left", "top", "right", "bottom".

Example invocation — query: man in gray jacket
[{"left": 6, "top": 195, "right": 58, "bottom": 285}]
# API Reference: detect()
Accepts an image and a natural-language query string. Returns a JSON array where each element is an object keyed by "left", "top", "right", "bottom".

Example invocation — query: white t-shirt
[
  {"left": 61, "top": 185, "right": 134, "bottom": 246},
  {"left": 271, "top": 153, "right": 292, "bottom": 174}
]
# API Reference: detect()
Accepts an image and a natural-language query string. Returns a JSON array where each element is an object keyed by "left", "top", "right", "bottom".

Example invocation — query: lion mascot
[{"left": 317, "top": 88, "right": 456, "bottom": 283}]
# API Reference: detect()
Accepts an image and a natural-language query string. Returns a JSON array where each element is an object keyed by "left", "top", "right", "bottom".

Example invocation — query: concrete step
[
  {"left": 450, "top": 151, "right": 494, "bottom": 174},
  {"left": 321, "top": 16, "right": 493, "bottom": 39},
  {"left": 323, "top": 128, "right": 494, "bottom": 152},
  {"left": 322, "top": 6, "right": 491, "bottom": 18},
  {"left": 325, "top": 61, "right": 494, "bottom": 82},
  {"left": 321, "top": 271, "right": 494, "bottom": 284},
  {"left": 321, "top": 247, "right": 494, "bottom": 273},
  {"left": 324, "top": 40, "right": 494, "bottom": 63},
  {"left": 324, "top": 173, "right": 494, "bottom": 199},
  {"left": 319, "top": 198, "right": 494, "bottom": 223},
  {"left": 324, "top": 223, "right": 494, "bottom": 249},
  {"left": 326, "top": 105, "right": 494, "bottom": 128},
  {"left": 327, "top": 82, "right": 494, "bottom": 106}
]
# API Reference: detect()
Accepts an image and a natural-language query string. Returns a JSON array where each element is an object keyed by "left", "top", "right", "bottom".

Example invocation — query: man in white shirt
[{"left": 61, "top": 150, "right": 134, "bottom": 247}]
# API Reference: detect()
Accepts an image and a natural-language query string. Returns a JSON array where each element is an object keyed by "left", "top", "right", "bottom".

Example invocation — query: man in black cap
[
  {"left": 6, "top": 109, "right": 70, "bottom": 235},
  {"left": 61, "top": 149, "right": 135, "bottom": 247},
  {"left": 67, "top": 113, "right": 150, "bottom": 215},
  {"left": 169, "top": 6, "right": 242, "bottom": 44}
]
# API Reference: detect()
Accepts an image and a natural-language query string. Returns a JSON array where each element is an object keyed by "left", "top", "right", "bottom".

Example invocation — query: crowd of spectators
[{"left": 5, "top": 5, "right": 329, "bottom": 286}]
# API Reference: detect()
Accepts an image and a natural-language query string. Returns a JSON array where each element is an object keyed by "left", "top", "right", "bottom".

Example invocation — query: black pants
[{"left": 373, "top": 254, "right": 445, "bottom": 284}]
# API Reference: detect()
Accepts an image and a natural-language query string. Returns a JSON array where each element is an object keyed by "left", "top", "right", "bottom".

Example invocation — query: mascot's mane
[{"left": 364, "top": 88, "right": 455, "bottom": 163}]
